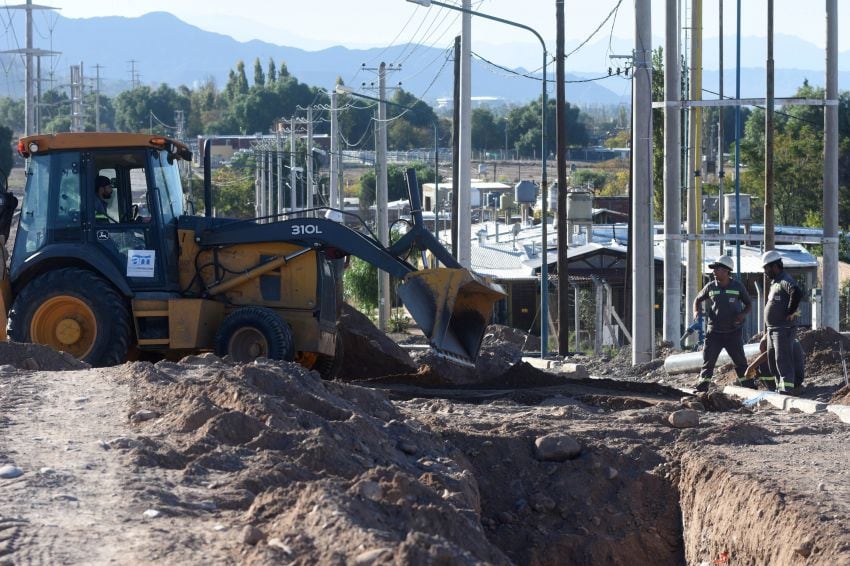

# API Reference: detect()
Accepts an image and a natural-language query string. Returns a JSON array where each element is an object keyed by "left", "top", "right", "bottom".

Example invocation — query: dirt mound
[
  {"left": 123, "top": 357, "right": 510, "bottom": 564},
  {"left": 336, "top": 303, "right": 417, "bottom": 379},
  {"left": 797, "top": 327, "right": 850, "bottom": 376},
  {"left": 829, "top": 384, "right": 850, "bottom": 405},
  {"left": 0, "top": 341, "right": 89, "bottom": 371}
]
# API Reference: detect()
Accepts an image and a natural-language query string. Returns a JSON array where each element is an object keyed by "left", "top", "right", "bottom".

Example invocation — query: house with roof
[{"left": 460, "top": 217, "right": 819, "bottom": 350}]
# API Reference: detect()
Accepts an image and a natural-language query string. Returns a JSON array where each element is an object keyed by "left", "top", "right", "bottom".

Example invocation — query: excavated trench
[{"left": 411, "top": 384, "right": 846, "bottom": 565}]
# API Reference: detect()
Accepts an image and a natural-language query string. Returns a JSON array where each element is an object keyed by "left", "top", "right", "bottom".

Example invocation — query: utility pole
[
  {"left": 663, "top": 0, "right": 682, "bottom": 347},
  {"left": 451, "top": 35, "right": 461, "bottom": 259},
  {"left": 376, "top": 62, "right": 390, "bottom": 331},
  {"left": 174, "top": 109, "right": 184, "bottom": 141},
  {"left": 290, "top": 117, "right": 298, "bottom": 212},
  {"left": 329, "top": 91, "right": 340, "bottom": 210},
  {"left": 717, "top": 1, "right": 725, "bottom": 255},
  {"left": 685, "top": 0, "right": 703, "bottom": 342},
  {"left": 69, "top": 62, "right": 84, "bottom": 132},
  {"left": 764, "top": 0, "right": 775, "bottom": 253},
  {"left": 555, "top": 0, "right": 569, "bottom": 356},
  {"left": 458, "top": 0, "right": 472, "bottom": 269},
  {"left": 632, "top": 0, "right": 653, "bottom": 364},
  {"left": 276, "top": 128, "right": 284, "bottom": 215},
  {"left": 306, "top": 106, "right": 314, "bottom": 210},
  {"left": 255, "top": 141, "right": 265, "bottom": 217},
  {"left": 94, "top": 64, "right": 103, "bottom": 132},
  {"left": 823, "top": 0, "right": 839, "bottom": 328},
  {"left": 267, "top": 139, "right": 274, "bottom": 216}
]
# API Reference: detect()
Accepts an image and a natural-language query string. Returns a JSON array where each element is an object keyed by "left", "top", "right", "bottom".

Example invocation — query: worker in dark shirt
[
  {"left": 693, "top": 255, "right": 753, "bottom": 392},
  {"left": 761, "top": 250, "right": 804, "bottom": 393},
  {"left": 745, "top": 333, "right": 805, "bottom": 391}
]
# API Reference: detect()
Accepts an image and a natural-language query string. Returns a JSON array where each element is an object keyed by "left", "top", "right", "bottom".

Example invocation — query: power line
[
  {"left": 564, "top": 0, "right": 623, "bottom": 60},
  {"left": 471, "top": 50, "right": 622, "bottom": 85}
]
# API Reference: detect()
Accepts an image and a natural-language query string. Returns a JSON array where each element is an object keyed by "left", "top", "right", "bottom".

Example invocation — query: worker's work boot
[
  {"left": 694, "top": 380, "right": 710, "bottom": 393},
  {"left": 736, "top": 378, "right": 757, "bottom": 389}
]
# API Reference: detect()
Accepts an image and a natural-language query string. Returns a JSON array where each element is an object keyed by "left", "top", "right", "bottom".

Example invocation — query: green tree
[
  {"left": 0, "top": 125, "right": 13, "bottom": 175},
  {"left": 267, "top": 58, "right": 277, "bottom": 85},
  {"left": 253, "top": 58, "right": 265, "bottom": 88},
  {"left": 358, "top": 163, "right": 435, "bottom": 208},
  {"left": 113, "top": 84, "right": 189, "bottom": 134},
  {"left": 651, "top": 46, "right": 665, "bottom": 220},
  {"left": 224, "top": 61, "right": 250, "bottom": 102},
  {"left": 343, "top": 257, "right": 378, "bottom": 311},
  {"left": 571, "top": 169, "right": 608, "bottom": 191},
  {"left": 211, "top": 167, "right": 255, "bottom": 218},
  {"left": 471, "top": 107, "right": 499, "bottom": 151},
  {"left": 505, "top": 95, "right": 588, "bottom": 158},
  {"left": 0, "top": 97, "right": 24, "bottom": 135}
]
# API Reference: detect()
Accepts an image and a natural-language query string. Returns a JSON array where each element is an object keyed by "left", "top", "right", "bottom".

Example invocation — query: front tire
[
  {"left": 214, "top": 306, "right": 295, "bottom": 363},
  {"left": 8, "top": 268, "right": 131, "bottom": 367}
]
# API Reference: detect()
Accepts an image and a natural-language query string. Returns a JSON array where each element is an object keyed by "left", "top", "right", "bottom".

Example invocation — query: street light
[
  {"left": 335, "top": 84, "right": 441, "bottom": 246},
  {"left": 406, "top": 0, "right": 550, "bottom": 356}
]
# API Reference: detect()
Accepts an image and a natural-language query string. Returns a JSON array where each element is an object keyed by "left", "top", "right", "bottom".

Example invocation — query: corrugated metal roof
[{"left": 463, "top": 221, "right": 818, "bottom": 281}]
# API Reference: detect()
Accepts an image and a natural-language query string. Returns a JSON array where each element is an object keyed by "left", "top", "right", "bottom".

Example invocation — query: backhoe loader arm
[
  {"left": 188, "top": 167, "right": 506, "bottom": 365},
  {"left": 196, "top": 217, "right": 419, "bottom": 278}
]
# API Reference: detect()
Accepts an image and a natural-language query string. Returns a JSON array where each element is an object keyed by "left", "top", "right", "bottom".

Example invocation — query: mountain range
[{"left": 0, "top": 11, "right": 846, "bottom": 107}]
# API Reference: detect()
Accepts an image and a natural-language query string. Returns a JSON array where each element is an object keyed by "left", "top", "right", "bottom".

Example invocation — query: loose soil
[{"left": 1, "top": 320, "right": 849, "bottom": 564}]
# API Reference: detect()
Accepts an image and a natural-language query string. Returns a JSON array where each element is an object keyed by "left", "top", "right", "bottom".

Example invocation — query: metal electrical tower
[{"left": 1, "top": 1, "right": 60, "bottom": 135}]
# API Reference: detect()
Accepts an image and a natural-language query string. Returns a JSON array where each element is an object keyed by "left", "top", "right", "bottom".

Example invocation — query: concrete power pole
[
  {"left": 25, "top": 0, "right": 34, "bottom": 136},
  {"left": 663, "top": 0, "right": 682, "bottom": 347},
  {"left": 290, "top": 117, "right": 297, "bottom": 212},
  {"left": 376, "top": 62, "right": 390, "bottom": 331},
  {"left": 306, "top": 106, "right": 314, "bottom": 210},
  {"left": 632, "top": 0, "right": 653, "bottom": 364},
  {"left": 267, "top": 140, "right": 274, "bottom": 216},
  {"left": 823, "top": 0, "right": 839, "bottom": 328},
  {"left": 93, "top": 64, "right": 103, "bottom": 132},
  {"left": 764, "top": 0, "right": 775, "bottom": 253},
  {"left": 276, "top": 129, "right": 284, "bottom": 215},
  {"left": 458, "top": 0, "right": 472, "bottom": 268},
  {"left": 329, "top": 91, "right": 340, "bottom": 210},
  {"left": 255, "top": 145, "right": 264, "bottom": 217},
  {"left": 70, "top": 63, "right": 84, "bottom": 133}
]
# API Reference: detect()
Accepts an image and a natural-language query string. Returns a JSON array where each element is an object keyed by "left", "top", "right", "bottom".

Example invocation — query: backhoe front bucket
[{"left": 397, "top": 268, "right": 506, "bottom": 365}]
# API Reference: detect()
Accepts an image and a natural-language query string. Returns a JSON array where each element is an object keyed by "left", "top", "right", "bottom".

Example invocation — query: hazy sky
[{"left": 27, "top": 0, "right": 844, "bottom": 70}]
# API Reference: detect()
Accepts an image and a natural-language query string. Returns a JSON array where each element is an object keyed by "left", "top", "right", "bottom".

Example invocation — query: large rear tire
[
  {"left": 214, "top": 306, "right": 295, "bottom": 363},
  {"left": 8, "top": 268, "right": 131, "bottom": 367}
]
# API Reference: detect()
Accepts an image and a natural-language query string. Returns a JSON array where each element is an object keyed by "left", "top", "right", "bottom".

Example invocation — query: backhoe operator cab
[
  {"left": 1, "top": 132, "right": 504, "bottom": 374},
  {"left": 2, "top": 134, "right": 191, "bottom": 365}
]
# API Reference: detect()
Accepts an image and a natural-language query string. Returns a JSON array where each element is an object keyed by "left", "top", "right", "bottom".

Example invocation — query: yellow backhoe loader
[{"left": 0, "top": 133, "right": 504, "bottom": 376}]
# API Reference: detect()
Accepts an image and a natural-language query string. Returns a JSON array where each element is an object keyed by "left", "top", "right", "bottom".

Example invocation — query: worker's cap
[
  {"left": 761, "top": 249, "right": 783, "bottom": 267},
  {"left": 96, "top": 175, "right": 112, "bottom": 188},
  {"left": 708, "top": 255, "right": 734, "bottom": 271}
]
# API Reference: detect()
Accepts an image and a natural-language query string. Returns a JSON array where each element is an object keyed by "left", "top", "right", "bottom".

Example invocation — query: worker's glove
[{"left": 744, "top": 366, "right": 757, "bottom": 379}]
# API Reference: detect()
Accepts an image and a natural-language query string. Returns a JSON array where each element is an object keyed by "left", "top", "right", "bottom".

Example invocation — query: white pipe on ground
[{"left": 664, "top": 343, "right": 761, "bottom": 375}]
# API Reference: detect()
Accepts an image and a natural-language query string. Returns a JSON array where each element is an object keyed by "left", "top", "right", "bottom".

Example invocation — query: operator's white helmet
[
  {"left": 708, "top": 255, "right": 734, "bottom": 271},
  {"left": 761, "top": 250, "right": 782, "bottom": 267}
]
